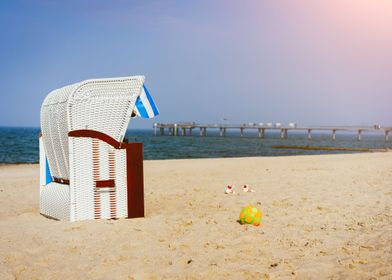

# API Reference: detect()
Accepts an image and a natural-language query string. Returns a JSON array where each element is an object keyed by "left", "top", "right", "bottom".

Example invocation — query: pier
[{"left": 154, "top": 122, "right": 391, "bottom": 142}]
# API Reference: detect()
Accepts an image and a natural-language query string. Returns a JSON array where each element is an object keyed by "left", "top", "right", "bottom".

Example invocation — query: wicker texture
[
  {"left": 40, "top": 182, "right": 71, "bottom": 221},
  {"left": 67, "top": 76, "right": 144, "bottom": 142},
  {"left": 39, "top": 136, "right": 46, "bottom": 187},
  {"left": 40, "top": 76, "right": 145, "bottom": 221},
  {"left": 68, "top": 134, "right": 128, "bottom": 221},
  {"left": 41, "top": 82, "right": 82, "bottom": 181}
]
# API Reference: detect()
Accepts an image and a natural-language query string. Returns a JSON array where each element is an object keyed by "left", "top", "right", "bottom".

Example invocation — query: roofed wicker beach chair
[{"left": 39, "top": 76, "right": 159, "bottom": 221}]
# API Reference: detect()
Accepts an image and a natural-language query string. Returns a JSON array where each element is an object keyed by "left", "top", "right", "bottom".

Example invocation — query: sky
[{"left": 0, "top": 0, "right": 391, "bottom": 129}]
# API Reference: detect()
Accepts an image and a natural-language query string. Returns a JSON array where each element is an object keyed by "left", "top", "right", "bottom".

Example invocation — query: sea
[{"left": 0, "top": 126, "right": 391, "bottom": 164}]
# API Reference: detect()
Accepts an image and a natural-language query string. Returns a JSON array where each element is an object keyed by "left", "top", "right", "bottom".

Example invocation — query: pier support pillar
[
  {"left": 307, "top": 129, "right": 312, "bottom": 140},
  {"left": 358, "top": 130, "right": 362, "bottom": 141},
  {"left": 258, "top": 128, "right": 265, "bottom": 139},
  {"left": 219, "top": 127, "right": 226, "bottom": 137},
  {"left": 385, "top": 130, "right": 389, "bottom": 142},
  {"left": 189, "top": 128, "right": 193, "bottom": 136},
  {"left": 240, "top": 128, "right": 244, "bottom": 137},
  {"left": 204, "top": 128, "right": 207, "bottom": 136},
  {"left": 332, "top": 130, "right": 336, "bottom": 141},
  {"left": 160, "top": 128, "right": 164, "bottom": 136},
  {"left": 281, "top": 129, "right": 288, "bottom": 139},
  {"left": 181, "top": 128, "right": 186, "bottom": 136},
  {"left": 199, "top": 128, "right": 203, "bottom": 136}
]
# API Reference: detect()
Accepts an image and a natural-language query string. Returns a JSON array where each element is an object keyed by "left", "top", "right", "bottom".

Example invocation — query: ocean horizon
[{"left": 0, "top": 126, "right": 391, "bottom": 164}]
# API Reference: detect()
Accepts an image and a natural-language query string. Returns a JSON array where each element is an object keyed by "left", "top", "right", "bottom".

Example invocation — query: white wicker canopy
[
  {"left": 40, "top": 76, "right": 153, "bottom": 221},
  {"left": 41, "top": 76, "right": 145, "bottom": 183}
]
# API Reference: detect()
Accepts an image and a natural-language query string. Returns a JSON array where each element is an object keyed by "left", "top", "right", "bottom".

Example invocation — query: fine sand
[{"left": 0, "top": 152, "right": 391, "bottom": 279}]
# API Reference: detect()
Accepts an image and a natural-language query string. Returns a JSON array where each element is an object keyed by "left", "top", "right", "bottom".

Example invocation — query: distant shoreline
[
  {"left": 1, "top": 150, "right": 391, "bottom": 166},
  {"left": 272, "top": 145, "right": 390, "bottom": 152}
]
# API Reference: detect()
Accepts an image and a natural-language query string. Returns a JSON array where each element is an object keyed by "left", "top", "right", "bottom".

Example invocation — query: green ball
[{"left": 239, "top": 206, "right": 262, "bottom": 226}]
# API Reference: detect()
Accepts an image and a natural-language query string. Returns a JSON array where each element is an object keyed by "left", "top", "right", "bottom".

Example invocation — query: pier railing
[{"left": 153, "top": 123, "right": 391, "bottom": 142}]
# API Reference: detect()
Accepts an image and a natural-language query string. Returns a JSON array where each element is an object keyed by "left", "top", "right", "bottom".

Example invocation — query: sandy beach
[{"left": 0, "top": 152, "right": 391, "bottom": 279}]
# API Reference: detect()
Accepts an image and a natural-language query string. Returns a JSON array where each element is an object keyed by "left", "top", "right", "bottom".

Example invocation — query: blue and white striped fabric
[{"left": 135, "top": 84, "right": 159, "bottom": 118}]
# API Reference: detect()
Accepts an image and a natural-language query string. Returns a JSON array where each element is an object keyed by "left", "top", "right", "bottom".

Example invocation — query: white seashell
[
  {"left": 243, "top": 184, "right": 255, "bottom": 192},
  {"left": 225, "top": 185, "right": 236, "bottom": 194}
]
